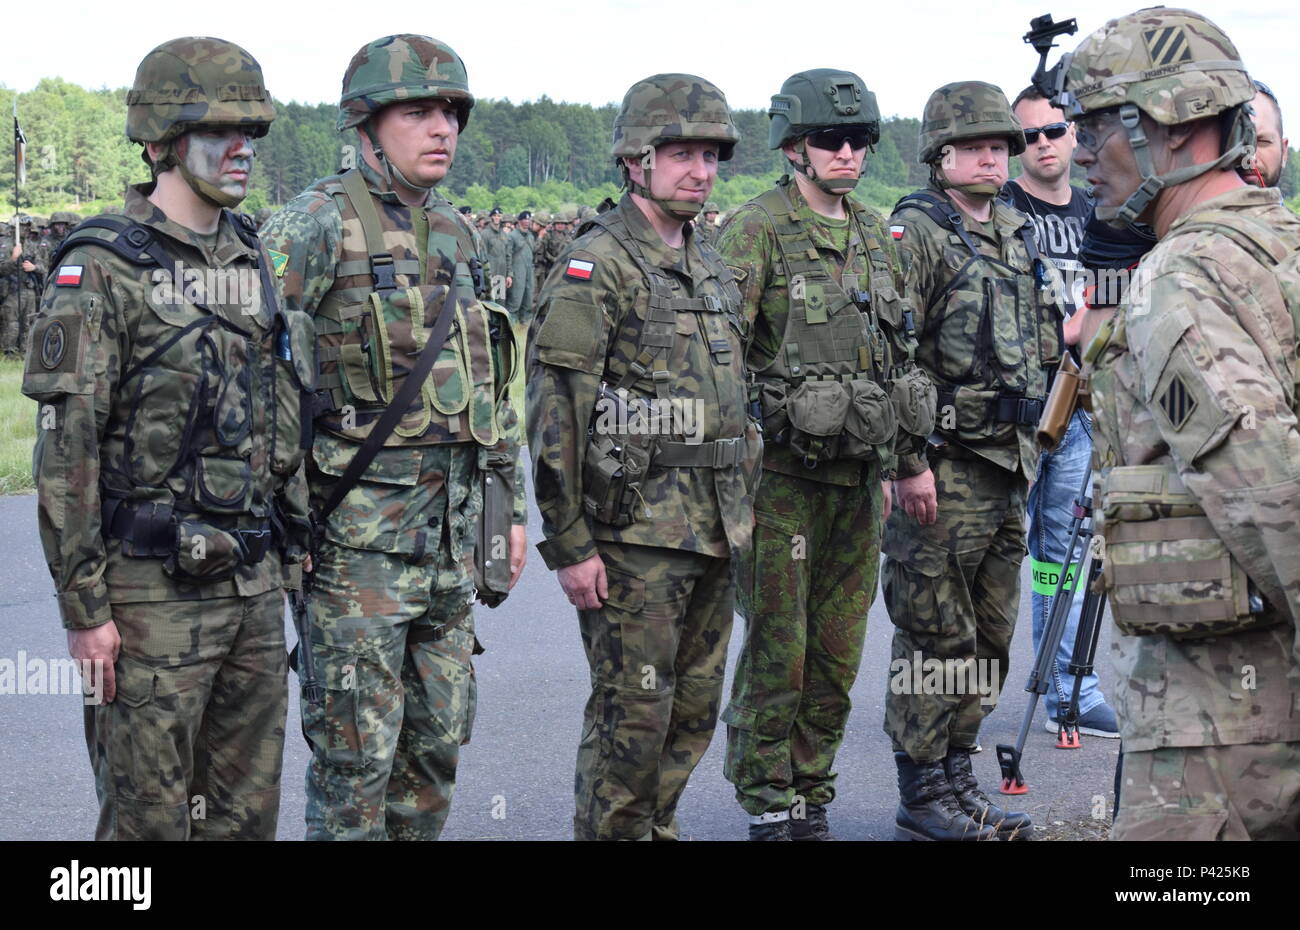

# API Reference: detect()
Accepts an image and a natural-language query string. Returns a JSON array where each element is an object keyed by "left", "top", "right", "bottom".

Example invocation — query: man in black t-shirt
[{"left": 1002, "top": 86, "right": 1118, "bottom": 739}]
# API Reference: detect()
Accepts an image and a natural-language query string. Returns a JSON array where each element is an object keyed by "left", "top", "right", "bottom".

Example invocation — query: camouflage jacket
[
  {"left": 22, "top": 184, "right": 313, "bottom": 629},
  {"left": 260, "top": 160, "right": 526, "bottom": 549},
  {"left": 1090, "top": 185, "right": 1300, "bottom": 751},
  {"left": 719, "top": 178, "right": 927, "bottom": 486},
  {"left": 890, "top": 187, "right": 1064, "bottom": 479},
  {"left": 535, "top": 230, "right": 568, "bottom": 278},
  {"left": 480, "top": 224, "right": 513, "bottom": 299},
  {"left": 526, "top": 193, "right": 760, "bottom": 570}
]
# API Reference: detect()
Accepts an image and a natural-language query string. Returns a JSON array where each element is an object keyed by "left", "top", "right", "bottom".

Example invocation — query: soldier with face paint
[{"left": 21, "top": 37, "right": 312, "bottom": 840}]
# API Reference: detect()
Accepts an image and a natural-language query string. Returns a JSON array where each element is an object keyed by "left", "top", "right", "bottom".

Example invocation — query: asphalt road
[{"left": 0, "top": 483, "right": 1118, "bottom": 841}]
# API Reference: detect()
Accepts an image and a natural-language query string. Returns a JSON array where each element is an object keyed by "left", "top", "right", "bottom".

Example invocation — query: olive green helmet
[
  {"left": 611, "top": 74, "right": 738, "bottom": 221},
  {"left": 918, "top": 81, "right": 1025, "bottom": 165},
  {"left": 703, "top": 201, "right": 720, "bottom": 214},
  {"left": 338, "top": 35, "right": 473, "bottom": 132},
  {"left": 768, "top": 69, "right": 880, "bottom": 149},
  {"left": 1062, "top": 7, "right": 1256, "bottom": 226},
  {"left": 127, "top": 37, "right": 275, "bottom": 145},
  {"left": 49, "top": 211, "right": 80, "bottom": 226},
  {"left": 768, "top": 69, "right": 880, "bottom": 194}
]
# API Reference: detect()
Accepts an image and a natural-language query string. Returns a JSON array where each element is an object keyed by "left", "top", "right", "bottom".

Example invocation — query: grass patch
[{"left": 0, "top": 357, "right": 37, "bottom": 495}]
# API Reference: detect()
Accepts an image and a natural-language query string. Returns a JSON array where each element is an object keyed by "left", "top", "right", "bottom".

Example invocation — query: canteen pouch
[{"left": 1037, "top": 354, "right": 1082, "bottom": 451}]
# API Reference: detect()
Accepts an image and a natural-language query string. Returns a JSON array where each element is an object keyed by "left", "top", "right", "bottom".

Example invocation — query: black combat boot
[
  {"left": 789, "top": 804, "right": 833, "bottom": 841},
  {"left": 944, "top": 746, "right": 1034, "bottom": 840},
  {"left": 894, "top": 752, "right": 998, "bottom": 841},
  {"left": 748, "top": 814, "right": 793, "bottom": 841}
]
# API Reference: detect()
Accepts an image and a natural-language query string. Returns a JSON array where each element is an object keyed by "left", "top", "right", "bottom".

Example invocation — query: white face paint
[{"left": 181, "top": 129, "right": 254, "bottom": 201}]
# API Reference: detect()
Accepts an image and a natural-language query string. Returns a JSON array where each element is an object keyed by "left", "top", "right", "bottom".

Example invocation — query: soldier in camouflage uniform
[
  {"left": 261, "top": 34, "right": 528, "bottom": 841},
  {"left": 535, "top": 212, "right": 569, "bottom": 294},
  {"left": 22, "top": 37, "right": 311, "bottom": 840},
  {"left": 694, "top": 201, "right": 720, "bottom": 248},
  {"left": 480, "top": 206, "right": 513, "bottom": 302},
  {"left": 527, "top": 73, "right": 761, "bottom": 841},
  {"left": 0, "top": 220, "right": 19, "bottom": 358},
  {"left": 883, "top": 81, "right": 1064, "bottom": 840},
  {"left": 13, "top": 214, "right": 46, "bottom": 355},
  {"left": 1062, "top": 7, "right": 1300, "bottom": 841},
  {"left": 507, "top": 210, "right": 536, "bottom": 325},
  {"left": 717, "top": 69, "right": 934, "bottom": 841}
]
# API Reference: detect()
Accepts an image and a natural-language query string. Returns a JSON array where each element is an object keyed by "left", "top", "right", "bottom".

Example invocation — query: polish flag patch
[
  {"left": 889, "top": 225, "right": 905, "bottom": 240},
  {"left": 55, "top": 265, "right": 83, "bottom": 287},
  {"left": 565, "top": 258, "right": 594, "bottom": 281}
]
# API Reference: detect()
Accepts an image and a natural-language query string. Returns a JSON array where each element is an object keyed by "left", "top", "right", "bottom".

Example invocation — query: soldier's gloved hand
[
  {"left": 557, "top": 553, "right": 608, "bottom": 610},
  {"left": 509, "top": 524, "right": 527, "bottom": 590},
  {"left": 895, "top": 468, "right": 938, "bottom": 526},
  {"left": 68, "top": 621, "right": 122, "bottom": 704},
  {"left": 881, "top": 480, "right": 893, "bottom": 522}
]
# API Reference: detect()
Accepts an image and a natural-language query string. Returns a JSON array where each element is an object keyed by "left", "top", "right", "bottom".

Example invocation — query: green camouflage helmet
[
  {"left": 704, "top": 201, "right": 720, "bottom": 213},
  {"left": 338, "top": 35, "right": 473, "bottom": 132},
  {"left": 611, "top": 74, "right": 739, "bottom": 160},
  {"left": 126, "top": 37, "right": 275, "bottom": 144},
  {"left": 1062, "top": 8, "right": 1255, "bottom": 226},
  {"left": 49, "top": 211, "right": 80, "bottom": 225},
  {"left": 611, "top": 74, "right": 738, "bottom": 221},
  {"left": 768, "top": 69, "right": 880, "bottom": 149},
  {"left": 918, "top": 81, "right": 1025, "bottom": 165}
]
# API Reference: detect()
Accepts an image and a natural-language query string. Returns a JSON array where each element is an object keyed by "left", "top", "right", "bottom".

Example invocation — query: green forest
[{"left": 3, "top": 77, "right": 1298, "bottom": 219}]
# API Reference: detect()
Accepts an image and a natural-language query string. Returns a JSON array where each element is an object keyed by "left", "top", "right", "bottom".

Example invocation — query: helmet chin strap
[
  {"left": 1098, "top": 103, "right": 1255, "bottom": 228},
  {"left": 931, "top": 162, "right": 999, "bottom": 199},
  {"left": 153, "top": 140, "right": 245, "bottom": 209},
  {"left": 624, "top": 161, "right": 702, "bottom": 222},
  {"left": 362, "top": 125, "right": 437, "bottom": 194},
  {"left": 792, "top": 139, "right": 859, "bottom": 195}
]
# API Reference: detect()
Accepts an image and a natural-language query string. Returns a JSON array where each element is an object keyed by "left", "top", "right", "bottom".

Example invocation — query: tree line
[{"left": 2, "top": 77, "right": 1296, "bottom": 218}]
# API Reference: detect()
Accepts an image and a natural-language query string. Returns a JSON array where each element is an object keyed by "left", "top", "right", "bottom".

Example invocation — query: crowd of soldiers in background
[{"left": 0, "top": 212, "right": 78, "bottom": 359}]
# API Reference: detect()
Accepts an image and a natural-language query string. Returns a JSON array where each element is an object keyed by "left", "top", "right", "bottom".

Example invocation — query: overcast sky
[{"left": 6, "top": 0, "right": 1295, "bottom": 131}]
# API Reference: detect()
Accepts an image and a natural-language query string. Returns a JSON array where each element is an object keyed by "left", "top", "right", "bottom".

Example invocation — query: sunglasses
[
  {"left": 1022, "top": 122, "right": 1070, "bottom": 145},
  {"left": 804, "top": 128, "right": 875, "bottom": 152},
  {"left": 1074, "top": 110, "right": 1124, "bottom": 153}
]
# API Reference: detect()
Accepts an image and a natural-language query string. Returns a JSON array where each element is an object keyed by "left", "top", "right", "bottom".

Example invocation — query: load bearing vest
[{"left": 312, "top": 168, "right": 514, "bottom": 447}]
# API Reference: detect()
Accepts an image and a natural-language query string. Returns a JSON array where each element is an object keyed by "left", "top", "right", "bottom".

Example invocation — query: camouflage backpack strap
[{"left": 338, "top": 167, "right": 405, "bottom": 292}]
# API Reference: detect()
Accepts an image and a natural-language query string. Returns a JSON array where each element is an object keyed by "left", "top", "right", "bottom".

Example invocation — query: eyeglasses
[
  {"left": 804, "top": 128, "right": 875, "bottom": 152},
  {"left": 1074, "top": 110, "right": 1125, "bottom": 153},
  {"left": 1022, "top": 122, "right": 1070, "bottom": 145}
]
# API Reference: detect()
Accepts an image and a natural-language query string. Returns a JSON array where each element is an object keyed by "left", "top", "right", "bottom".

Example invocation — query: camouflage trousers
[
  {"left": 84, "top": 589, "right": 288, "bottom": 840},
  {"left": 303, "top": 540, "right": 477, "bottom": 841},
  {"left": 1113, "top": 742, "right": 1300, "bottom": 840},
  {"left": 1, "top": 288, "right": 19, "bottom": 356},
  {"left": 881, "top": 453, "right": 1027, "bottom": 762},
  {"left": 17, "top": 284, "right": 39, "bottom": 355},
  {"left": 575, "top": 541, "right": 734, "bottom": 841},
  {"left": 723, "top": 466, "right": 884, "bottom": 816}
]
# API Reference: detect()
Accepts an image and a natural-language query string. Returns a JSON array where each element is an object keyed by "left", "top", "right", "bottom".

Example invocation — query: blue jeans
[{"left": 1027, "top": 409, "right": 1105, "bottom": 719}]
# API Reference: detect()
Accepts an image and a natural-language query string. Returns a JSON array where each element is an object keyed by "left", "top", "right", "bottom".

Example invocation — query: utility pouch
[
  {"left": 1100, "top": 465, "right": 1278, "bottom": 639},
  {"left": 889, "top": 366, "right": 937, "bottom": 437},
  {"left": 473, "top": 447, "right": 515, "bottom": 608},
  {"left": 163, "top": 518, "right": 249, "bottom": 585},
  {"left": 840, "top": 378, "right": 897, "bottom": 459},
  {"left": 786, "top": 379, "right": 850, "bottom": 465},
  {"left": 1037, "top": 354, "right": 1082, "bottom": 451},
  {"left": 582, "top": 384, "right": 656, "bottom": 526}
]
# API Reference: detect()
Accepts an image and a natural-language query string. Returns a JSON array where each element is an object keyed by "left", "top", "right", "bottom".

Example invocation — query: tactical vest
[
  {"left": 896, "top": 191, "right": 1062, "bottom": 442},
  {"left": 1088, "top": 207, "right": 1300, "bottom": 639},
  {"left": 578, "top": 209, "right": 758, "bottom": 530},
  {"left": 311, "top": 169, "right": 515, "bottom": 447},
  {"left": 46, "top": 212, "right": 313, "bottom": 582},
  {"left": 748, "top": 181, "right": 903, "bottom": 466}
]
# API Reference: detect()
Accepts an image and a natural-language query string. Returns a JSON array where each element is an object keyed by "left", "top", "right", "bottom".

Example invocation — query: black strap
[
  {"left": 316, "top": 282, "right": 460, "bottom": 523},
  {"left": 936, "top": 389, "right": 1043, "bottom": 427}
]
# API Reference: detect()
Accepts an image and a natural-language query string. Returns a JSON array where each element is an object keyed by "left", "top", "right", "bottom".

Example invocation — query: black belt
[
  {"left": 937, "top": 391, "right": 1043, "bottom": 428},
  {"left": 101, "top": 496, "right": 274, "bottom": 565}
]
